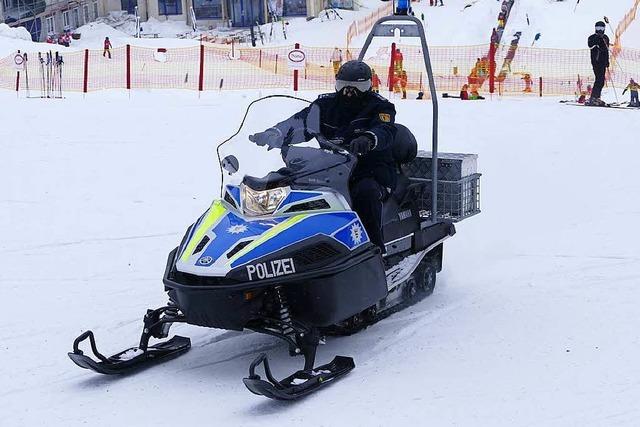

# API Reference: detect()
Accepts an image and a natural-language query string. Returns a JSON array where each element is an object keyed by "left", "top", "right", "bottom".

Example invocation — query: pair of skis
[{"left": 560, "top": 100, "right": 639, "bottom": 110}]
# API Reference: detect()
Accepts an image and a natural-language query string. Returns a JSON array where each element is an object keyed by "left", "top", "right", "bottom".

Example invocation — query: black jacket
[
  {"left": 275, "top": 92, "right": 398, "bottom": 187},
  {"left": 588, "top": 33, "right": 610, "bottom": 67}
]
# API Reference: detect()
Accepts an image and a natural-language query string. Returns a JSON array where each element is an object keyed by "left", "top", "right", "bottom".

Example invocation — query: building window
[
  {"left": 72, "top": 8, "right": 80, "bottom": 27},
  {"left": 45, "top": 15, "right": 55, "bottom": 33},
  {"left": 158, "top": 0, "right": 182, "bottom": 15},
  {"left": 83, "top": 4, "right": 90, "bottom": 23},
  {"left": 93, "top": 1, "right": 99, "bottom": 19},
  {"left": 193, "top": 0, "right": 221, "bottom": 19},
  {"left": 3, "top": 0, "right": 11, "bottom": 10},
  {"left": 283, "top": 0, "right": 306, "bottom": 16},
  {"left": 62, "top": 10, "right": 70, "bottom": 28}
]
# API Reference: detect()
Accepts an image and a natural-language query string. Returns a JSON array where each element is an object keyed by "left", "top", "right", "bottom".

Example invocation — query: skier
[
  {"left": 400, "top": 70, "right": 408, "bottom": 99},
  {"left": 577, "top": 84, "right": 592, "bottom": 104},
  {"left": 103, "top": 37, "right": 113, "bottom": 59},
  {"left": 460, "top": 84, "right": 470, "bottom": 100},
  {"left": 330, "top": 47, "right": 343, "bottom": 77},
  {"left": 522, "top": 73, "right": 532, "bottom": 93},
  {"left": 249, "top": 60, "right": 397, "bottom": 249},
  {"left": 586, "top": 21, "right": 610, "bottom": 106},
  {"left": 622, "top": 78, "right": 640, "bottom": 107},
  {"left": 371, "top": 68, "right": 381, "bottom": 93},
  {"left": 394, "top": 48, "right": 404, "bottom": 72}
]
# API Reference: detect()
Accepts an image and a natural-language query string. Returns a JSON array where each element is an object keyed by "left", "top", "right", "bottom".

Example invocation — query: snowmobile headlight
[{"left": 241, "top": 184, "right": 289, "bottom": 216}]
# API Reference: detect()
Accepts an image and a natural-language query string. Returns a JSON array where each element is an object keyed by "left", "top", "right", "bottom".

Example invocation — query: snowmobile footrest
[
  {"left": 68, "top": 330, "right": 191, "bottom": 375},
  {"left": 243, "top": 353, "right": 355, "bottom": 400}
]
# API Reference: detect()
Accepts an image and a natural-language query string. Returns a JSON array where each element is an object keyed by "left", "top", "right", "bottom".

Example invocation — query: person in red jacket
[
  {"left": 400, "top": 70, "right": 408, "bottom": 99},
  {"left": 103, "top": 37, "right": 112, "bottom": 59},
  {"left": 394, "top": 48, "right": 403, "bottom": 72},
  {"left": 371, "top": 68, "right": 381, "bottom": 93},
  {"left": 460, "top": 84, "right": 469, "bottom": 100}
]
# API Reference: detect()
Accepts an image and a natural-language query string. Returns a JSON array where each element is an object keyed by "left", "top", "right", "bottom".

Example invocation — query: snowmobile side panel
[{"left": 285, "top": 249, "right": 387, "bottom": 326}]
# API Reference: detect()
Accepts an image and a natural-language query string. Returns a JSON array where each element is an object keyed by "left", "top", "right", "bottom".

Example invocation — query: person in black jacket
[
  {"left": 587, "top": 21, "right": 610, "bottom": 106},
  {"left": 250, "top": 60, "right": 397, "bottom": 249}
]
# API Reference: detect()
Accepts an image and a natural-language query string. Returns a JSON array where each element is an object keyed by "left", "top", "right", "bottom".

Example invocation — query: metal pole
[{"left": 358, "top": 15, "right": 439, "bottom": 222}]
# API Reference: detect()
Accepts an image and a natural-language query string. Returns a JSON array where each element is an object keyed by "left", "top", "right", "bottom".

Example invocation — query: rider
[{"left": 249, "top": 60, "right": 397, "bottom": 250}]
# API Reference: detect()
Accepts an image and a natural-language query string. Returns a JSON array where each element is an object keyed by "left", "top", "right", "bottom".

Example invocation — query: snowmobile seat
[
  {"left": 389, "top": 123, "right": 417, "bottom": 202},
  {"left": 392, "top": 124, "right": 418, "bottom": 167}
]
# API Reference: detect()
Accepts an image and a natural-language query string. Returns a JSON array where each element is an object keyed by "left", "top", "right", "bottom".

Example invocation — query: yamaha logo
[{"left": 198, "top": 256, "right": 213, "bottom": 265}]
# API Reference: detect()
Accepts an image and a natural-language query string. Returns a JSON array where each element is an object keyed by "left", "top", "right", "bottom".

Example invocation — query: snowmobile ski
[
  {"left": 68, "top": 306, "right": 191, "bottom": 374},
  {"left": 68, "top": 331, "right": 191, "bottom": 375},
  {"left": 243, "top": 353, "right": 355, "bottom": 400}
]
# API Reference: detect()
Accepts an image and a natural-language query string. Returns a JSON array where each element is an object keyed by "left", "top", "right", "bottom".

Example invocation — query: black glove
[
  {"left": 249, "top": 128, "right": 282, "bottom": 151},
  {"left": 349, "top": 135, "right": 374, "bottom": 155}
]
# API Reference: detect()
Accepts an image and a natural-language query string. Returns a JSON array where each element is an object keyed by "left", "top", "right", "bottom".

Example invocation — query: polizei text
[{"left": 246, "top": 258, "right": 296, "bottom": 281}]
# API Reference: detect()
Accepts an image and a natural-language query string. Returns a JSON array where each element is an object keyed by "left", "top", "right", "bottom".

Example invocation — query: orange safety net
[{"left": 1, "top": 42, "right": 639, "bottom": 98}]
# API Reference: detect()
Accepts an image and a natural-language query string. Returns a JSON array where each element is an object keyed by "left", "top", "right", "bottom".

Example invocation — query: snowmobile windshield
[{"left": 217, "top": 95, "right": 356, "bottom": 208}]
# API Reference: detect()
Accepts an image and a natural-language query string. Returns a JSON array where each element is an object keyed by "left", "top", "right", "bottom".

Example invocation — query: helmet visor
[{"left": 336, "top": 79, "right": 372, "bottom": 93}]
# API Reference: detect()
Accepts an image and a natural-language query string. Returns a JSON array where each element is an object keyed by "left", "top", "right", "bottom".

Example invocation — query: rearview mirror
[{"left": 221, "top": 155, "right": 239, "bottom": 175}]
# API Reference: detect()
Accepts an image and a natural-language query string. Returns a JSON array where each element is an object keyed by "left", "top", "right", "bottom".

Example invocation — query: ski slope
[
  {"left": 2, "top": 88, "right": 640, "bottom": 426},
  {"left": 2, "top": 0, "right": 639, "bottom": 59}
]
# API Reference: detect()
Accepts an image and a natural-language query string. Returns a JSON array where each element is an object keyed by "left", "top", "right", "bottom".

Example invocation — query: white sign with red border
[
  {"left": 287, "top": 49, "right": 306, "bottom": 70},
  {"left": 13, "top": 52, "right": 25, "bottom": 71}
]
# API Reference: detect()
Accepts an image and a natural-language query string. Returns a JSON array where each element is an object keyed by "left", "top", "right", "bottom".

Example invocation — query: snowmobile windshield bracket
[{"left": 358, "top": 15, "right": 439, "bottom": 224}]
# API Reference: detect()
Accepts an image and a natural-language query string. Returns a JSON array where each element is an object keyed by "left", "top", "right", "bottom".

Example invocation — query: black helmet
[
  {"left": 595, "top": 21, "right": 606, "bottom": 33},
  {"left": 335, "top": 60, "right": 372, "bottom": 94}
]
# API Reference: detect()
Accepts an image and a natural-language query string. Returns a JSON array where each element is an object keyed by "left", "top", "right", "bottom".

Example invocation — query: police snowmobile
[{"left": 68, "top": 15, "right": 477, "bottom": 400}]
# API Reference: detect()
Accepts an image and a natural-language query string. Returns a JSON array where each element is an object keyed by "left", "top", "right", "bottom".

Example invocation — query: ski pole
[
  {"left": 39, "top": 52, "right": 45, "bottom": 97},
  {"left": 24, "top": 52, "right": 30, "bottom": 97},
  {"left": 607, "top": 68, "right": 619, "bottom": 103},
  {"left": 58, "top": 54, "right": 63, "bottom": 98}
]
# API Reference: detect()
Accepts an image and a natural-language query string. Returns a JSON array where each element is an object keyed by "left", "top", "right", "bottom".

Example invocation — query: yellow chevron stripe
[{"left": 180, "top": 201, "right": 227, "bottom": 262}]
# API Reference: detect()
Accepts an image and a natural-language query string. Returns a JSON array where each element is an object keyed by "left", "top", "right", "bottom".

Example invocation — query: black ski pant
[
  {"left": 592, "top": 64, "right": 607, "bottom": 99},
  {"left": 351, "top": 177, "right": 385, "bottom": 250}
]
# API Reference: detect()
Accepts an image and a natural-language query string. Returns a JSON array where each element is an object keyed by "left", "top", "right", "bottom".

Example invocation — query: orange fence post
[
  {"left": 198, "top": 44, "right": 204, "bottom": 91},
  {"left": 293, "top": 43, "right": 299, "bottom": 92},
  {"left": 83, "top": 49, "right": 89, "bottom": 93},
  {"left": 539, "top": 77, "right": 543, "bottom": 97},
  {"left": 126, "top": 45, "right": 131, "bottom": 90}
]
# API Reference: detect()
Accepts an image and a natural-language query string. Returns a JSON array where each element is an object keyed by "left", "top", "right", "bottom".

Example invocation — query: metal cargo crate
[
  {"left": 407, "top": 173, "right": 481, "bottom": 222},
  {"left": 402, "top": 151, "right": 478, "bottom": 181}
]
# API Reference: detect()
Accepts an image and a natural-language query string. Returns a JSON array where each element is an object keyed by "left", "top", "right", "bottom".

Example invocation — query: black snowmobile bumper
[{"left": 163, "top": 245, "right": 387, "bottom": 330}]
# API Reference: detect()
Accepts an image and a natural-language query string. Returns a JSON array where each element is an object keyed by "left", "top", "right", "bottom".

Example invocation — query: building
[
  {"left": 1, "top": 0, "right": 342, "bottom": 42},
  {"left": 2, "top": 0, "right": 120, "bottom": 41},
  {"left": 135, "top": 0, "right": 328, "bottom": 29}
]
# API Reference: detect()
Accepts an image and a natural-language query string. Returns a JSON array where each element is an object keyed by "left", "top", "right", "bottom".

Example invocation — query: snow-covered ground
[{"left": 2, "top": 88, "right": 640, "bottom": 426}]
